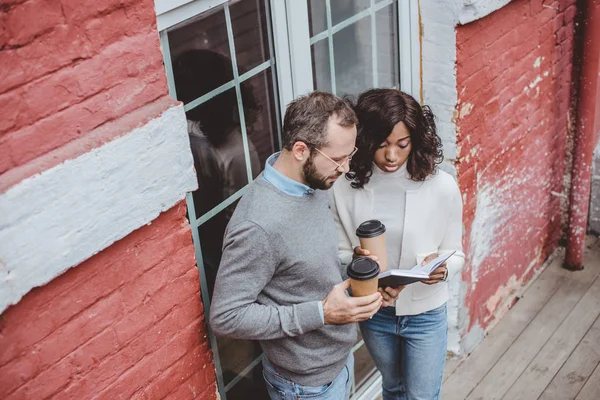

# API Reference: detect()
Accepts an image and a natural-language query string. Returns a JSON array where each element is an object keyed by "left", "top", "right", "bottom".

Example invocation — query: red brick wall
[
  {"left": 0, "top": 0, "right": 173, "bottom": 191},
  {"left": 456, "top": 0, "right": 577, "bottom": 334},
  {"left": 1, "top": 0, "right": 216, "bottom": 398},
  {"left": 0, "top": 203, "right": 217, "bottom": 399}
]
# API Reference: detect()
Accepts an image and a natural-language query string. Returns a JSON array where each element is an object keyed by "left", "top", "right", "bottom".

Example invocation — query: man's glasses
[{"left": 313, "top": 146, "right": 358, "bottom": 172}]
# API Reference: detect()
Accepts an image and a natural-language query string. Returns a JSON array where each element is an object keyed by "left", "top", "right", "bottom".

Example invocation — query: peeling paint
[
  {"left": 523, "top": 75, "right": 543, "bottom": 92},
  {"left": 469, "top": 165, "right": 541, "bottom": 287},
  {"left": 459, "top": 102, "right": 474, "bottom": 119},
  {"left": 469, "top": 179, "right": 510, "bottom": 286},
  {"left": 484, "top": 274, "right": 518, "bottom": 317},
  {"left": 533, "top": 56, "right": 544, "bottom": 68}
]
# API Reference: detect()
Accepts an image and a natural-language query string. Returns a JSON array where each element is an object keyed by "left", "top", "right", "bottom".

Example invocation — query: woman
[{"left": 329, "top": 89, "right": 464, "bottom": 400}]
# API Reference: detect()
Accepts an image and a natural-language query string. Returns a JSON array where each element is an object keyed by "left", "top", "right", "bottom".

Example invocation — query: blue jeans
[
  {"left": 262, "top": 353, "right": 354, "bottom": 400},
  {"left": 360, "top": 304, "right": 447, "bottom": 400}
]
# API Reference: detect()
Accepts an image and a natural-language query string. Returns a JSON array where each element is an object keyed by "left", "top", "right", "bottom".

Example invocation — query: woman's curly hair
[{"left": 346, "top": 89, "right": 443, "bottom": 188}]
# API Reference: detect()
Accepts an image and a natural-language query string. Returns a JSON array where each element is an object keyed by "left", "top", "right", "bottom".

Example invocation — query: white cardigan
[{"left": 329, "top": 167, "right": 465, "bottom": 316}]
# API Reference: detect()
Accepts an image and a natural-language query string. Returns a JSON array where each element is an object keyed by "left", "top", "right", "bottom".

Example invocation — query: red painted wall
[
  {"left": 455, "top": 0, "right": 578, "bottom": 338},
  {"left": 0, "top": 203, "right": 216, "bottom": 399},
  {"left": 0, "top": 0, "right": 174, "bottom": 192},
  {"left": 1, "top": 0, "right": 216, "bottom": 398}
]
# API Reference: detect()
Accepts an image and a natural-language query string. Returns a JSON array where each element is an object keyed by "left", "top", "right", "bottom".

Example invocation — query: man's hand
[
  {"left": 378, "top": 285, "right": 405, "bottom": 307},
  {"left": 420, "top": 253, "right": 447, "bottom": 285},
  {"left": 353, "top": 246, "right": 379, "bottom": 262},
  {"left": 322, "top": 280, "right": 382, "bottom": 324}
]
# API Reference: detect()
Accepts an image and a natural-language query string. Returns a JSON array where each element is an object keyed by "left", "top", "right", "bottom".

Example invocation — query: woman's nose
[{"left": 386, "top": 149, "right": 398, "bottom": 162}]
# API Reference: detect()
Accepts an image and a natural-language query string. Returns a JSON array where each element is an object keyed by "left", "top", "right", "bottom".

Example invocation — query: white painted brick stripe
[{"left": 0, "top": 104, "right": 197, "bottom": 313}]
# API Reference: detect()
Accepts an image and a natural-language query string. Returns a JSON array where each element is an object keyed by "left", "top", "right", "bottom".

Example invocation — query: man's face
[{"left": 302, "top": 116, "right": 357, "bottom": 190}]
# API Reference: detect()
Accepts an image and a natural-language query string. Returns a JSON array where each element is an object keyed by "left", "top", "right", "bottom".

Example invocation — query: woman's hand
[
  {"left": 420, "top": 253, "right": 448, "bottom": 285},
  {"left": 378, "top": 285, "right": 405, "bottom": 307},
  {"left": 353, "top": 246, "right": 379, "bottom": 262}
]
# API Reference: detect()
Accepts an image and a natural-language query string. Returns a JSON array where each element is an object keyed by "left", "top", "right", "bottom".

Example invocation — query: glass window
[
  {"left": 307, "top": 0, "right": 327, "bottom": 36},
  {"left": 376, "top": 3, "right": 399, "bottom": 89},
  {"left": 311, "top": 39, "right": 332, "bottom": 93},
  {"left": 330, "top": 0, "right": 371, "bottom": 26},
  {"left": 160, "top": 1, "right": 280, "bottom": 399},
  {"left": 333, "top": 16, "right": 373, "bottom": 96},
  {"left": 167, "top": 0, "right": 280, "bottom": 214},
  {"left": 230, "top": 0, "right": 271, "bottom": 75},
  {"left": 309, "top": 0, "right": 399, "bottom": 98}
]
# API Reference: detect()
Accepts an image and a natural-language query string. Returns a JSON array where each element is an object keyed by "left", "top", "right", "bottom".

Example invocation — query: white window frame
[{"left": 269, "top": 0, "right": 421, "bottom": 105}]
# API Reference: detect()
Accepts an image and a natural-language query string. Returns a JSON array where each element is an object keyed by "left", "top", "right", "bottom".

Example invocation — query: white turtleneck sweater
[{"left": 369, "top": 164, "right": 409, "bottom": 269}]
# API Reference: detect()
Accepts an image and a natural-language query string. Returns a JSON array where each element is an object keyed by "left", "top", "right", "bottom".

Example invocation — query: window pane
[
  {"left": 311, "top": 39, "right": 332, "bottom": 93},
  {"left": 183, "top": 87, "right": 251, "bottom": 212},
  {"left": 230, "top": 0, "right": 271, "bottom": 75},
  {"left": 172, "top": 49, "right": 234, "bottom": 103},
  {"left": 243, "top": 68, "right": 280, "bottom": 168},
  {"left": 330, "top": 0, "right": 370, "bottom": 26},
  {"left": 333, "top": 17, "right": 373, "bottom": 96},
  {"left": 167, "top": 7, "right": 230, "bottom": 74},
  {"left": 307, "top": 0, "right": 327, "bottom": 36},
  {"left": 224, "top": 355, "right": 270, "bottom": 399},
  {"left": 376, "top": 3, "right": 399, "bottom": 88},
  {"left": 217, "top": 336, "right": 263, "bottom": 388},
  {"left": 197, "top": 199, "right": 240, "bottom": 298}
]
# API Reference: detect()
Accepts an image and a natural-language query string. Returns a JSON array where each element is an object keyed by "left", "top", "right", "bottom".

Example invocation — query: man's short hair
[{"left": 282, "top": 91, "right": 357, "bottom": 151}]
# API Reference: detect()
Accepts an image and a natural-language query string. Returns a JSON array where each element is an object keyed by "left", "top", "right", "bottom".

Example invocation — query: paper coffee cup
[
  {"left": 347, "top": 257, "right": 380, "bottom": 297},
  {"left": 356, "top": 220, "right": 387, "bottom": 271}
]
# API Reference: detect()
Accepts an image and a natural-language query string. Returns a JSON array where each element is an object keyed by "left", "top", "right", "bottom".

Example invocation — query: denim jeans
[
  {"left": 262, "top": 353, "right": 354, "bottom": 400},
  {"left": 359, "top": 304, "right": 447, "bottom": 400}
]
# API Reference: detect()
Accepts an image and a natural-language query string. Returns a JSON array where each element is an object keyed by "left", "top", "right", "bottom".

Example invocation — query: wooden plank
[
  {"left": 587, "top": 236, "right": 600, "bottom": 251},
  {"left": 539, "top": 314, "right": 600, "bottom": 400},
  {"left": 440, "top": 257, "right": 568, "bottom": 400},
  {"left": 462, "top": 257, "right": 599, "bottom": 400},
  {"left": 502, "top": 259, "right": 600, "bottom": 400},
  {"left": 443, "top": 356, "right": 463, "bottom": 382},
  {"left": 575, "top": 363, "right": 600, "bottom": 400}
]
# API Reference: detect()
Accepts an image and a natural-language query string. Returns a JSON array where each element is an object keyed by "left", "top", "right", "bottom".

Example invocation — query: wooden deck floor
[{"left": 442, "top": 237, "right": 600, "bottom": 400}]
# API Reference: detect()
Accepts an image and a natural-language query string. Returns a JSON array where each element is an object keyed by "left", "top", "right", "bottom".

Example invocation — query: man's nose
[
  {"left": 340, "top": 161, "right": 351, "bottom": 174},
  {"left": 336, "top": 158, "right": 350, "bottom": 173}
]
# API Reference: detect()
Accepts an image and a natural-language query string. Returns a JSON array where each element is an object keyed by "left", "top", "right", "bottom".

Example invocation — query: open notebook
[{"left": 378, "top": 251, "right": 456, "bottom": 287}]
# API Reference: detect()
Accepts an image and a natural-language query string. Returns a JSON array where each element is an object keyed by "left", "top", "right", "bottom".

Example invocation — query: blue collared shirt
[
  {"left": 261, "top": 152, "right": 325, "bottom": 324},
  {"left": 262, "top": 152, "right": 315, "bottom": 196}
]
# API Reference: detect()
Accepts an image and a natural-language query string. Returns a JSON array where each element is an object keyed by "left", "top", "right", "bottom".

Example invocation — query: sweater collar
[{"left": 370, "top": 163, "right": 424, "bottom": 190}]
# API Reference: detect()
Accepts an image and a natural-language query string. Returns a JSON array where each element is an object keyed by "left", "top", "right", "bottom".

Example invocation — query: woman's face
[{"left": 373, "top": 121, "right": 411, "bottom": 173}]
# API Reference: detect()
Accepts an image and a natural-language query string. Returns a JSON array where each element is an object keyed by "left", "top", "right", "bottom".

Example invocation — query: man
[{"left": 210, "top": 91, "right": 400, "bottom": 399}]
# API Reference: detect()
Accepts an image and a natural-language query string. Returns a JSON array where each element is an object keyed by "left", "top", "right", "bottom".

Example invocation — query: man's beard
[{"left": 302, "top": 155, "right": 341, "bottom": 190}]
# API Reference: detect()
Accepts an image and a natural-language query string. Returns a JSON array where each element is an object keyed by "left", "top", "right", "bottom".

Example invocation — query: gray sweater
[{"left": 209, "top": 178, "right": 356, "bottom": 386}]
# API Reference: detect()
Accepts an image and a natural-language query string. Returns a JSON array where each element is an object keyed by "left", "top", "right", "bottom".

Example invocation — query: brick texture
[
  {"left": 456, "top": 0, "right": 578, "bottom": 332},
  {"left": 0, "top": 0, "right": 218, "bottom": 398},
  {"left": 0, "top": 202, "right": 217, "bottom": 400},
  {"left": 0, "top": 0, "right": 171, "bottom": 186}
]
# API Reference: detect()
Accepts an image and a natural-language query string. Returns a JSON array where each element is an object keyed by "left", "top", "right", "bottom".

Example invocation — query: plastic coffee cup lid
[
  {"left": 347, "top": 257, "right": 380, "bottom": 280},
  {"left": 356, "top": 220, "right": 386, "bottom": 238}
]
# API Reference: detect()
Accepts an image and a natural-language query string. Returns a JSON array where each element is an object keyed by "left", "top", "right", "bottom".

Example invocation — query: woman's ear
[{"left": 291, "top": 141, "right": 310, "bottom": 162}]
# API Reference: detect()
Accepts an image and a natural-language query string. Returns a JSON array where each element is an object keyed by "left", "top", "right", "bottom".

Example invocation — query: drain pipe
[{"left": 565, "top": 0, "right": 600, "bottom": 270}]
